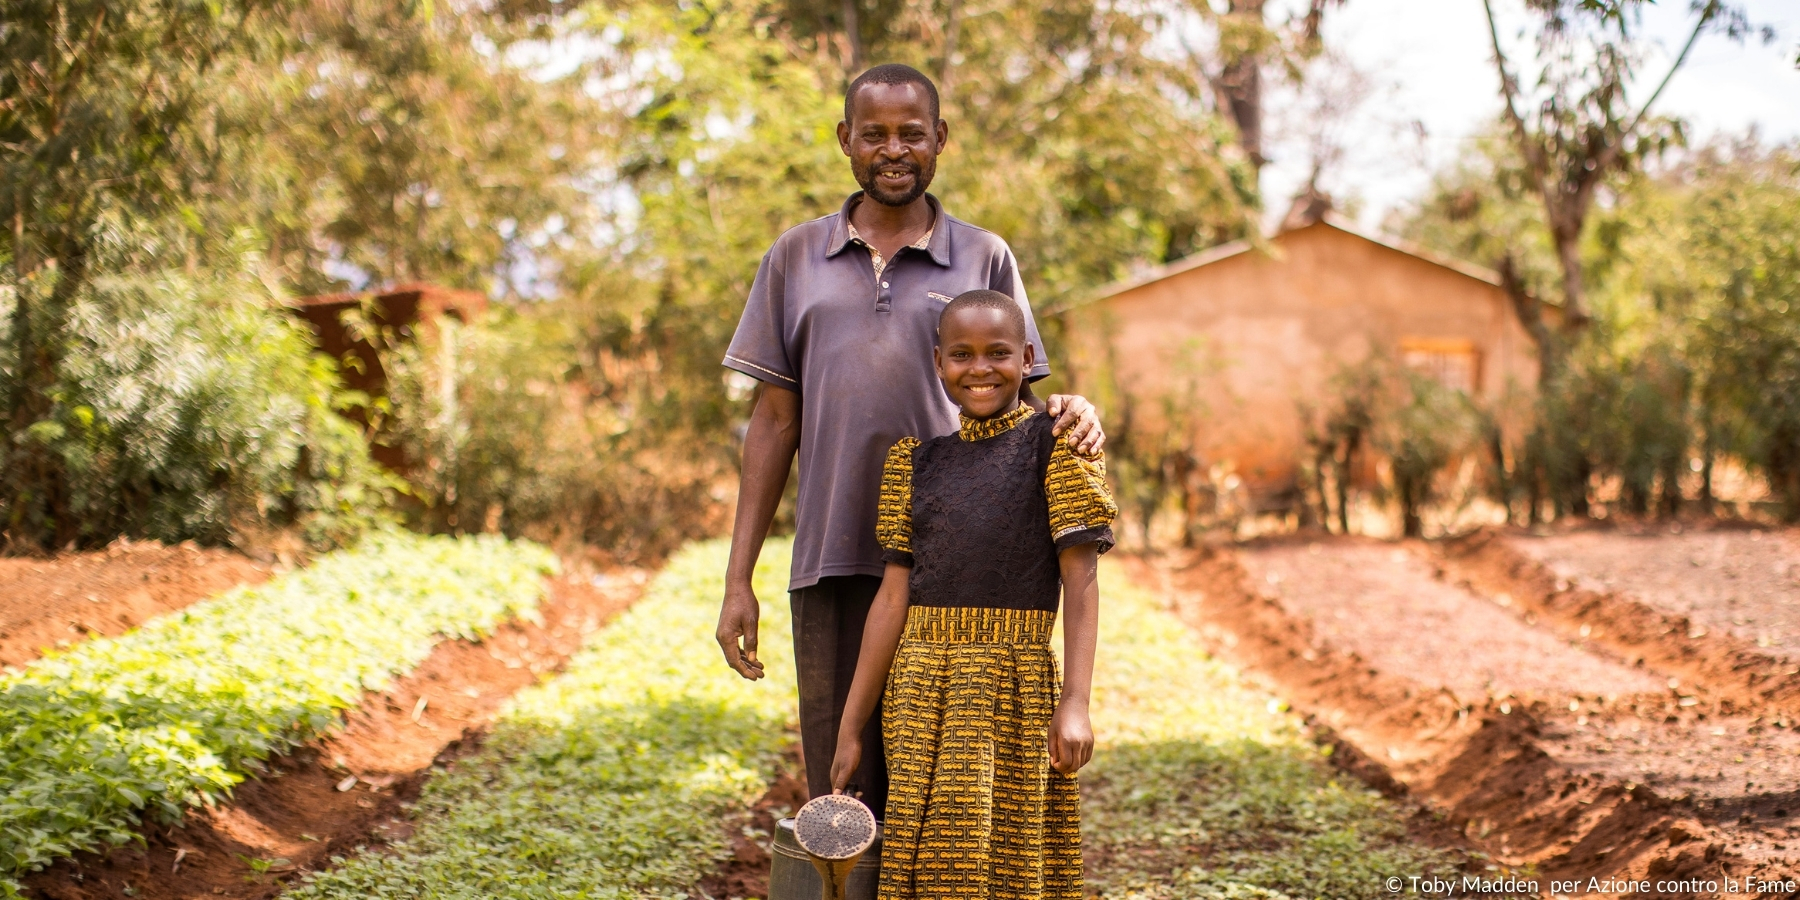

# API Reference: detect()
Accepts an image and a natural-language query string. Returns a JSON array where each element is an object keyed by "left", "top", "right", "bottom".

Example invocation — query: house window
[{"left": 1401, "top": 338, "right": 1480, "bottom": 393}]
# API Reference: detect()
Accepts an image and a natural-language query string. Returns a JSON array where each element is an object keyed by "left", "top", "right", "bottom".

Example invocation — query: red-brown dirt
[
  {"left": 0, "top": 540, "right": 270, "bottom": 669},
  {"left": 1133, "top": 535, "right": 1800, "bottom": 897},
  {"left": 1441, "top": 527, "right": 1800, "bottom": 720},
  {"left": 19, "top": 569, "right": 648, "bottom": 900}
]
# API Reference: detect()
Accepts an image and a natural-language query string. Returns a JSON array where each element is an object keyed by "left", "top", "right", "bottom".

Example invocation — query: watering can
[{"left": 769, "top": 793, "right": 882, "bottom": 900}]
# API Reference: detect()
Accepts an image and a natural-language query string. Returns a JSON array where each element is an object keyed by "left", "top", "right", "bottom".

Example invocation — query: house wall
[{"left": 1065, "top": 222, "right": 1541, "bottom": 503}]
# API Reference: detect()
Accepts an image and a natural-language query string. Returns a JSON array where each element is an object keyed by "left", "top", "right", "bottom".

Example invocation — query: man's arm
[{"left": 717, "top": 383, "right": 801, "bottom": 680}]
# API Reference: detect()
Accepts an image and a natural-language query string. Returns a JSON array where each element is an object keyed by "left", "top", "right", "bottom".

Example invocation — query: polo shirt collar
[{"left": 827, "top": 191, "right": 951, "bottom": 267}]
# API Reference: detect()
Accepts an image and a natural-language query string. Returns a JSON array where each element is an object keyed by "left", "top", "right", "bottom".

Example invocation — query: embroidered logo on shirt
[{"left": 926, "top": 291, "right": 955, "bottom": 304}]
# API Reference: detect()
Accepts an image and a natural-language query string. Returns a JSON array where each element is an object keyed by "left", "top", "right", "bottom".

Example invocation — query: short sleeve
[
  {"left": 990, "top": 247, "right": 1052, "bottom": 382},
  {"left": 722, "top": 250, "right": 800, "bottom": 389},
  {"left": 876, "top": 437, "right": 920, "bottom": 566},
  {"left": 1045, "top": 437, "right": 1117, "bottom": 554}
]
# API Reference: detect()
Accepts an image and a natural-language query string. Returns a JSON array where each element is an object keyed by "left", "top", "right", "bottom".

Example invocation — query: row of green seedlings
[
  {"left": 288, "top": 538, "right": 797, "bottom": 899},
  {"left": 0, "top": 533, "right": 558, "bottom": 896},
  {"left": 290, "top": 537, "right": 1462, "bottom": 899}
]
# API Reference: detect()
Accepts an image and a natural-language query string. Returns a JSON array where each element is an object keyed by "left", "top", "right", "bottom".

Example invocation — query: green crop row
[
  {"left": 0, "top": 533, "right": 558, "bottom": 893},
  {"left": 287, "top": 538, "right": 795, "bottom": 900}
]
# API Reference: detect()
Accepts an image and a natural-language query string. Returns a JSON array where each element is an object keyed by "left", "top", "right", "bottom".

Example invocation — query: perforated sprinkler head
[{"left": 791, "top": 794, "right": 876, "bottom": 900}]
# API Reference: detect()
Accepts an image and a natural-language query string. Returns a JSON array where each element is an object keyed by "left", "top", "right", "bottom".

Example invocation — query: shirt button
[{"left": 881, "top": 281, "right": 890, "bottom": 288}]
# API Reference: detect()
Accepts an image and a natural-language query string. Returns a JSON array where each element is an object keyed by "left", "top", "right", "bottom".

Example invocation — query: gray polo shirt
[{"left": 725, "top": 192, "right": 1050, "bottom": 591}]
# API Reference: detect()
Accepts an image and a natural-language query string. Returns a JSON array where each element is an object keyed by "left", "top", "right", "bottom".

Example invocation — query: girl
[{"left": 829, "top": 289, "right": 1115, "bottom": 899}]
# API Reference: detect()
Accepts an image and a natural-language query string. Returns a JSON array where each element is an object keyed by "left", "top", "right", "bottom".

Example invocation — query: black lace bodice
[{"left": 881, "top": 412, "right": 1113, "bottom": 612}]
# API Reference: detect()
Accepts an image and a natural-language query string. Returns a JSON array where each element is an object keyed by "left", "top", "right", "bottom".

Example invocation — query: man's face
[
  {"left": 838, "top": 82, "right": 947, "bottom": 207},
  {"left": 934, "top": 307, "right": 1035, "bottom": 419}
]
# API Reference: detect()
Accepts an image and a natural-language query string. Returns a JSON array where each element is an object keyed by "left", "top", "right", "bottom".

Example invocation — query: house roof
[{"left": 1080, "top": 216, "right": 1515, "bottom": 309}]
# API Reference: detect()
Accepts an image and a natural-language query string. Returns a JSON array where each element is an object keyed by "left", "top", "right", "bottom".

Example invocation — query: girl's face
[{"left": 934, "top": 307, "right": 1035, "bottom": 419}]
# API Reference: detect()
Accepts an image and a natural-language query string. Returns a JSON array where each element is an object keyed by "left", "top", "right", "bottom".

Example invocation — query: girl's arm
[
  {"left": 1051, "top": 543, "right": 1099, "bottom": 775},
  {"left": 829, "top": 562, "right": 913, "bottom": 794}
]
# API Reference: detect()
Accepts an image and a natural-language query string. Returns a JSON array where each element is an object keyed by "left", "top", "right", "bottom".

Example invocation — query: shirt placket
[{"left": 876, "top": 252, "right": 896, "bottom": 313}]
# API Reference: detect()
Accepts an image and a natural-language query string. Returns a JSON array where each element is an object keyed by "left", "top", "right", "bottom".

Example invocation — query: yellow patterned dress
[{"left": 873, "top": 404, "right": 1116, "bottom": 900}]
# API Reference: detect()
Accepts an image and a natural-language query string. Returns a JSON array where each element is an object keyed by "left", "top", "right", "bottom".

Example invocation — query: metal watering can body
[{"left": 770, "top": 795, "right": 882, "bottom": 900}]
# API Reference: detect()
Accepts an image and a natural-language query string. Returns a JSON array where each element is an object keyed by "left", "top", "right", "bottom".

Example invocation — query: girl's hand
[
  {"left": 1049, "top": 700, "right": 1093, "bottom": 775},
  {"left": 830, "top": 734, "right": 863, "bottom": 795}
]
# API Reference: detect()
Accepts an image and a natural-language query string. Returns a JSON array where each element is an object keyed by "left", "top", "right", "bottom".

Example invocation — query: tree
[
  {"left": 1, "top": 0, "right": 281, "bottom": 546},
  {"left": 1481, "top": 0, "right": 1769, "bottom": 335}
]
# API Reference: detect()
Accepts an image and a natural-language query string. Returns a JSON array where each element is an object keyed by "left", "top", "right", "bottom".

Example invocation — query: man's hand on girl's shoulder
[{"left": 1045, "top": 394, "right": 1105, "bottom": 455}]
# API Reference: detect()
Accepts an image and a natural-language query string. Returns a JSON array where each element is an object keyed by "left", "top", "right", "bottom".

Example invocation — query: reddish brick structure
[{"left": 289, "top": 283, "right": 488, "bottom": 470}]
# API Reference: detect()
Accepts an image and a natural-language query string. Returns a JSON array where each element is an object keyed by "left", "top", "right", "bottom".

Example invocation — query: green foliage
[
  {"left": 382, "top": 308, "right": 724, "bottom": 557},
  {"left": 0, "top": 533, "right": 556, "bottom": 890},
  {"left": 1402, "top": 139, "right": 1800, "bottom": 522},
  {"left": 288, "top": 537, "right": 795, "bottom": 899},
  {"left": 1084, "top": 561, "right": 1463, "bottom": 898},
  {"left": 1, "top": 252, "right": 400, "bottom": 548}
]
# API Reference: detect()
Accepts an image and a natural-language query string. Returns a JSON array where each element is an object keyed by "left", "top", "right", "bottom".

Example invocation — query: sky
[{"left": 1259, "top": 0, "right": 1800, "bottom": 232}]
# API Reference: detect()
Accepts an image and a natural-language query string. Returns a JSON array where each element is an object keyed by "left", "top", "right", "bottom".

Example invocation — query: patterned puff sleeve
[
  {"left": 876, "top": 437, "right": 921, "bottom": 567},
  {"left": 1045, "top": 436, "right": 1118, "bottom": 554}
]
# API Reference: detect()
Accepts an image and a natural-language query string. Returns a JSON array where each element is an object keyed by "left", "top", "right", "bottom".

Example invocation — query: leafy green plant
[
  {"left": 0, "top": 533, "right": 556, "bottom": 893},
  {"left": 288, "top": 538, "right": 794, "bottom": 899}
]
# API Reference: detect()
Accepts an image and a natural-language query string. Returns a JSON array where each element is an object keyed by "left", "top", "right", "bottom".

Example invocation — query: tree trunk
[
  {"left": 841, "top": 0, "right": 864, "bottom": 73},
  {"left": 1218, "top": 0, "right": 1266, "bottom": 176},
  {"left": 1548, "top": 210, "right": 1591, "bottom": 329},
  {"left": 940, "top": 0, "right": 960, "bottom": 93}
]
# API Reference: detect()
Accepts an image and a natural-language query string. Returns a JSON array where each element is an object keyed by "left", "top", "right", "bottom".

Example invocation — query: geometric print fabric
[{"left": 879, "top": 606, "right": 1081, "bottom": 900}]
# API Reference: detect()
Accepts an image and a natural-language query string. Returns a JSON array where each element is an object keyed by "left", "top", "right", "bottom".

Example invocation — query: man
[{"left": 716, "top": 64, "right": 1104, "bottom": 815}]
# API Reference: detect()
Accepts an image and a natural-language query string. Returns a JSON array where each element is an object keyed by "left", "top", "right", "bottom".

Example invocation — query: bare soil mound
[
  {"left": 1515, "top": 528, "right": 1799, "bottom": 656},
  {"left": 1441, "top": 527, "right": 1800, "bottom": 721},
  {"left": 1141, "top": 538, "right": 1800, "bottom": 896},
  {"left": 0, "top": 540, "right": 270, "bottom": 669},
  {"left": 1240, "top": 539, "right": 1665, "bottom": 703},
  {"left": 20, "top": 569, "right": 647, "bottom": 900}
]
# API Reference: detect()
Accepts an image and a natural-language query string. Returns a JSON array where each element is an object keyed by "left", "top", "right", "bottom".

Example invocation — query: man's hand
[
  {"left": 830, "top": 733, "right": 864, "bottom": 795},
  {"left": 716, "top": 580, "right": 765, "bottom": 680},
  {"left": 1046, "top": 394, "right": 1105, "bottom": 455},
  {"left": 1049, "top": 698, "right": 1094, "bottom": 776}
]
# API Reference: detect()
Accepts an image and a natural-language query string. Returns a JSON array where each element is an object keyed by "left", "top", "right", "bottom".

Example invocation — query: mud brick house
[
  {"left": 289, "top": 283, "right": 487, "bottom": 471},
  {"left": 1063, "top": 214, "right": 1546, "bottom": 509}
]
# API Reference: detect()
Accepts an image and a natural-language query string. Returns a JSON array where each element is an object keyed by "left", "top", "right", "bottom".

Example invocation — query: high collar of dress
[{"left": 958, "top": 404, "right": 1033, "bottom": 442}]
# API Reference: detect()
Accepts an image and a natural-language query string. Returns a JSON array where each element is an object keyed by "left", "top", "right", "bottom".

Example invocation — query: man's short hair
[
  {"left": 844, "top": 64, "right": 941, "bottom": 125},
  {"left": 939, "top": 289, "right": 1027, "bottom": 342}
]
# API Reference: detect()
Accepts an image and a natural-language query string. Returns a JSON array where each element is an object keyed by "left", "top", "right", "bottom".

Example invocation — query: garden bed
[
  {"left": 19, "top": 570, "right": 645, "bottom": 900},
  {"left": 1143, "top": 537, "right": 1800, "bottom": 894},
  {"left": 0, "top": 541, "right": 269, "bottom": 670},
  {"left": 1, "top": 534, "right": 559, "bottom": 897}
]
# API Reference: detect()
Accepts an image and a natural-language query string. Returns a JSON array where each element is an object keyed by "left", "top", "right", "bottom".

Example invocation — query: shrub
[
  {"left": 380, "top": 305, "right": 730, "bottom": 561},
  {"left": 0, "top": 256, "right": 399, "bottom": 550}
]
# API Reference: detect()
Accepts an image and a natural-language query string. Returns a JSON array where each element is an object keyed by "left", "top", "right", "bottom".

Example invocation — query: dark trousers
[{"left": 790, "top": 574, "right": 888, "bottom": 817}]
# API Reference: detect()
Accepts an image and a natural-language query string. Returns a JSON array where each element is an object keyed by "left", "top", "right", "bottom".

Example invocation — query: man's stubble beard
[{"left": 854, "top": 156, "right": 935, "bottom": 207}]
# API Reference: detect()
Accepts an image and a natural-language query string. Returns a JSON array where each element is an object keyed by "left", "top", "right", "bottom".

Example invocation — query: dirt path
[
  {"left": 1139, "top": 538, "right": 1800, "bottom": 896},
  {"left": 21, "top": 569, "right": 647, "bottom": 900},
  {"left": 0, "top": 540, "right": 270, "bottom": 669}
]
